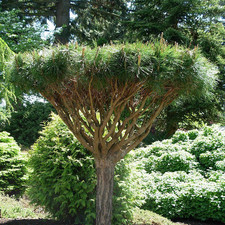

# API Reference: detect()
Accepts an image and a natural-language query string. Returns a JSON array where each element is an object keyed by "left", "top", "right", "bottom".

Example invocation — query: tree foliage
[
  {"left": 1, "top": 101, "right": 54, "bottom": 148},
  {"left": 127, "top": 0, "right": 225, "bottom": 133},
  {"left": 0, "top": 37, "right": 15, "bottom": 119},
  {"left": 0, "top": 0, "right": 128, "bottom": 45},
  {"left": 71, "top": 0, "right": 128, "bottom": 45},
  {"left": 10, "top": 42, "right": 216, "bottom": 94},
  {"left": 0, "top": 9, "right": 49, "bottom": 53},
  {"left": 8, "top": 41, "right": 218, "bottom": 224},
  {"left": 128, "top": 0, "right": 225, "bottom": 44}
]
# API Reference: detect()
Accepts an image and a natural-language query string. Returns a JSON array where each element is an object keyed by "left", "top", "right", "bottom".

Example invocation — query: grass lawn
[
  {"left": 1, "top": 193, "right": 223, "bottom": 225},
  {"left": 0, "top": 193, "right": 181, "bottom": 225}
]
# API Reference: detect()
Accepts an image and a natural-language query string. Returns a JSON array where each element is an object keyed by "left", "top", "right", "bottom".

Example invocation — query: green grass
[
  {"left": 0, "top": 193, "right": 181, "bottom": 225},
  {"left": 132, "top": 208, "right": 181, "bottom": 225},
  {"left": 0, "top": 193, "right": 48, "bottom": 219}
]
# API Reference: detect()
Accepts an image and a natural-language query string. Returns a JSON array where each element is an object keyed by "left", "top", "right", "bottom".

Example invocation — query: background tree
[
  {"left": 9, "top": 41, "right": 217, "bottom": 224},
  {"left": 0, "top": 0, "right": 128, "bottom": 45},
  {"left": 128, "top": 0, "right": 224, "bottom": 45},
  {"left": 0, "top": 9, "right": 49, "bottom": 53},
  {"left": 127, "top": 0, "right": 225, "bottom": 136},
  {"left": 0, "top": 38, "right": 15, "bottom": 121},
  {"left": 0, "top": 7, "right": 54, "bottom": 140},
  {"left": 0, "top": 0, "right": 68, "bottom": 44},
  {"left": 0, "top": 7, "right": 51, "bottom": 113},
  {"left": 0, "top": 101, "right": 54, "bottom": 148},
  {"left": 70, "top": 0, "right": 128, "bottom": 45}
]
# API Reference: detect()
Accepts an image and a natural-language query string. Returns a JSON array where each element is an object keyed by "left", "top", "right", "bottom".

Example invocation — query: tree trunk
[
  {"left": 55, "top": 0, "right": 70, "bottom": 44},
  {"left": 95, "top": 158, "right": 115, "bottom": 225}
]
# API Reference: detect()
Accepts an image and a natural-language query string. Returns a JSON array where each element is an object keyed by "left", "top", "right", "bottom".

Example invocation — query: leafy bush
[
  {"left": 132, "top": 125, "right": 225, "bottom": 223},
  {"left": 0, "top": 132, "right": 27, "bottom": 196},
  {"left": 28, "top": 114, "right": 134, "bottom": 225},
  {"left": 154, "top": 151, "right": 197, "bottom": 173},
  {"left": 141, "top": 171, "right": 225, "bottom": 222}
]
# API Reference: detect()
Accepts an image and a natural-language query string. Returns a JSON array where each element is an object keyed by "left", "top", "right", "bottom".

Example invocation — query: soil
[{"left": 0, "top": 218, "right": 224, "bottom": 225}]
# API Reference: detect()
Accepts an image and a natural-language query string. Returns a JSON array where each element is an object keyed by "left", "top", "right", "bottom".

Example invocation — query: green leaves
[
  {"left": 0, "top": 9, "right": 49, "bottom": 53},
  {"left": 0, "top": 132, "right": 27, "bottom": 196},
  {"left": 131, "top": 125, "right": 225, "bottom": 223},
  {"left": 2, "top": 101, "right": 54, "bottom": 147},
  {"left": 0, "top": 38, "right": 15, "bottom": 115}
]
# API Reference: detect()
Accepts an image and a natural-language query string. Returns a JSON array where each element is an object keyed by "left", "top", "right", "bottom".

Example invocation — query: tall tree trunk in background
[
  {"left": 95, "top": 158, "right": 115, "bottom": 225},
  {"left": 55, "top": 0, "right": 70, "bottom": 44},
  {"left": 165, "top": 106, "right": 178, "bottom": 138}
]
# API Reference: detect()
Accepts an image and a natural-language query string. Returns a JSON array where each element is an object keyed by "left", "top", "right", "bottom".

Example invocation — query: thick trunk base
[{"left": 95, "top": 159, "right": 115, "bottom": 225}]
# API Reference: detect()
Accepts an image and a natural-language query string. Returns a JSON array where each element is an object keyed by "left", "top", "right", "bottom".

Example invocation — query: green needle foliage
[
  {"left": 9, "top": 41, "right": 217, "bottom": 98},
  {"left": 8, "top": 41, "right": 218, "bottom": 224},
  {"left": 1, "top": 101, "right": 55, "bottom": 148},
  {"left": 0, "top": 131, "right": 27, "bottom": 196},
  {"left": 0, "top": 38, "right": 15, "bottom": 118},
  {"left": 0, "top": 9, "right": 49, "bottom": 53},
  {"left": 127, "top": 0, "right": 225, "bottom": 133}
]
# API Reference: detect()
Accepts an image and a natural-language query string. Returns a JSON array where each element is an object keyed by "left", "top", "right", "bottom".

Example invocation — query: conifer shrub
[
  {"left": 28, "top": 114, "right": 134, "bottom": 225},
  {"left": 0, "top": 131, "right": 27, "bottom": 196},
  {"left": 132, "top": 125, "right": 225, "bottom": 223}
]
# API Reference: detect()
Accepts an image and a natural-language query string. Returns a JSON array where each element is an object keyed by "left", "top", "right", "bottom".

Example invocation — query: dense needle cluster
[{"left": 9, "top": 40, "right": 217, "bottom": 162}]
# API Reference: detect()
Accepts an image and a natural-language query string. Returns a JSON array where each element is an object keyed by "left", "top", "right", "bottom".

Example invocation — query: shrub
[
  {"left": 28, "top": 114, "right": 134, "bottom": 225},
  {"left": 0, "top": 132, "right": 27, "bottom": 196},
  {"left": 132, "top": 125, "right": 225, "bottom": 223},
  {"left": 199, "top": 150, "right": 225, "bottom": 169},
  {"left": 141, "top": 142, "right": 199, "bottom": 173},
  {"left": 172, "top": 130, "right": 189, "bottom": 143},
  {"left": 141, "top": 171, "right": 225, "bottom": 222},
  {"left": 154, "top": 151, "right": 197, "bottom": 173},
  {"left": 215, "top": 159, "right": 225, "bottom": 171}
]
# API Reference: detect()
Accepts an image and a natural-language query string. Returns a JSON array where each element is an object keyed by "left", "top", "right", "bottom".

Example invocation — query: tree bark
[
  {"left": 95, "top": 158, "right": 115, "bottom": 225},
  {"left": 55, "top": 0, "right": 70, "bottom": 44}
]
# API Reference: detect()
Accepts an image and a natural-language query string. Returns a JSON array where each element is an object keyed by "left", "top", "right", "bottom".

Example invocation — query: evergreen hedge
[{"left": 0, "top": 131, "right": 27, "bottom": 196}]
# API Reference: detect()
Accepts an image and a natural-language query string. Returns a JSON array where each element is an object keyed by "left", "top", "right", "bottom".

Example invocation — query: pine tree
[
  {"left": 1, "top": 0, "right": 128, "bottom": 44},
  {"left": 0, "top": 38, "right": 15, "bottom": 118},
  {"left": 9, "top": 41, "right": 217, "bottom": 225},
  {"left": 127, "top": 0, "right": 225, "bottom": 135}
]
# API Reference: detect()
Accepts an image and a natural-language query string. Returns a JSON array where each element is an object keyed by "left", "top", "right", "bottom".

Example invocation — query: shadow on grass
[
  {"left": 173, "top": 218, "right": 225, "bottom": 225},
  {"left": 0, "top": 219, "right": 73, "bottom": 225}
]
